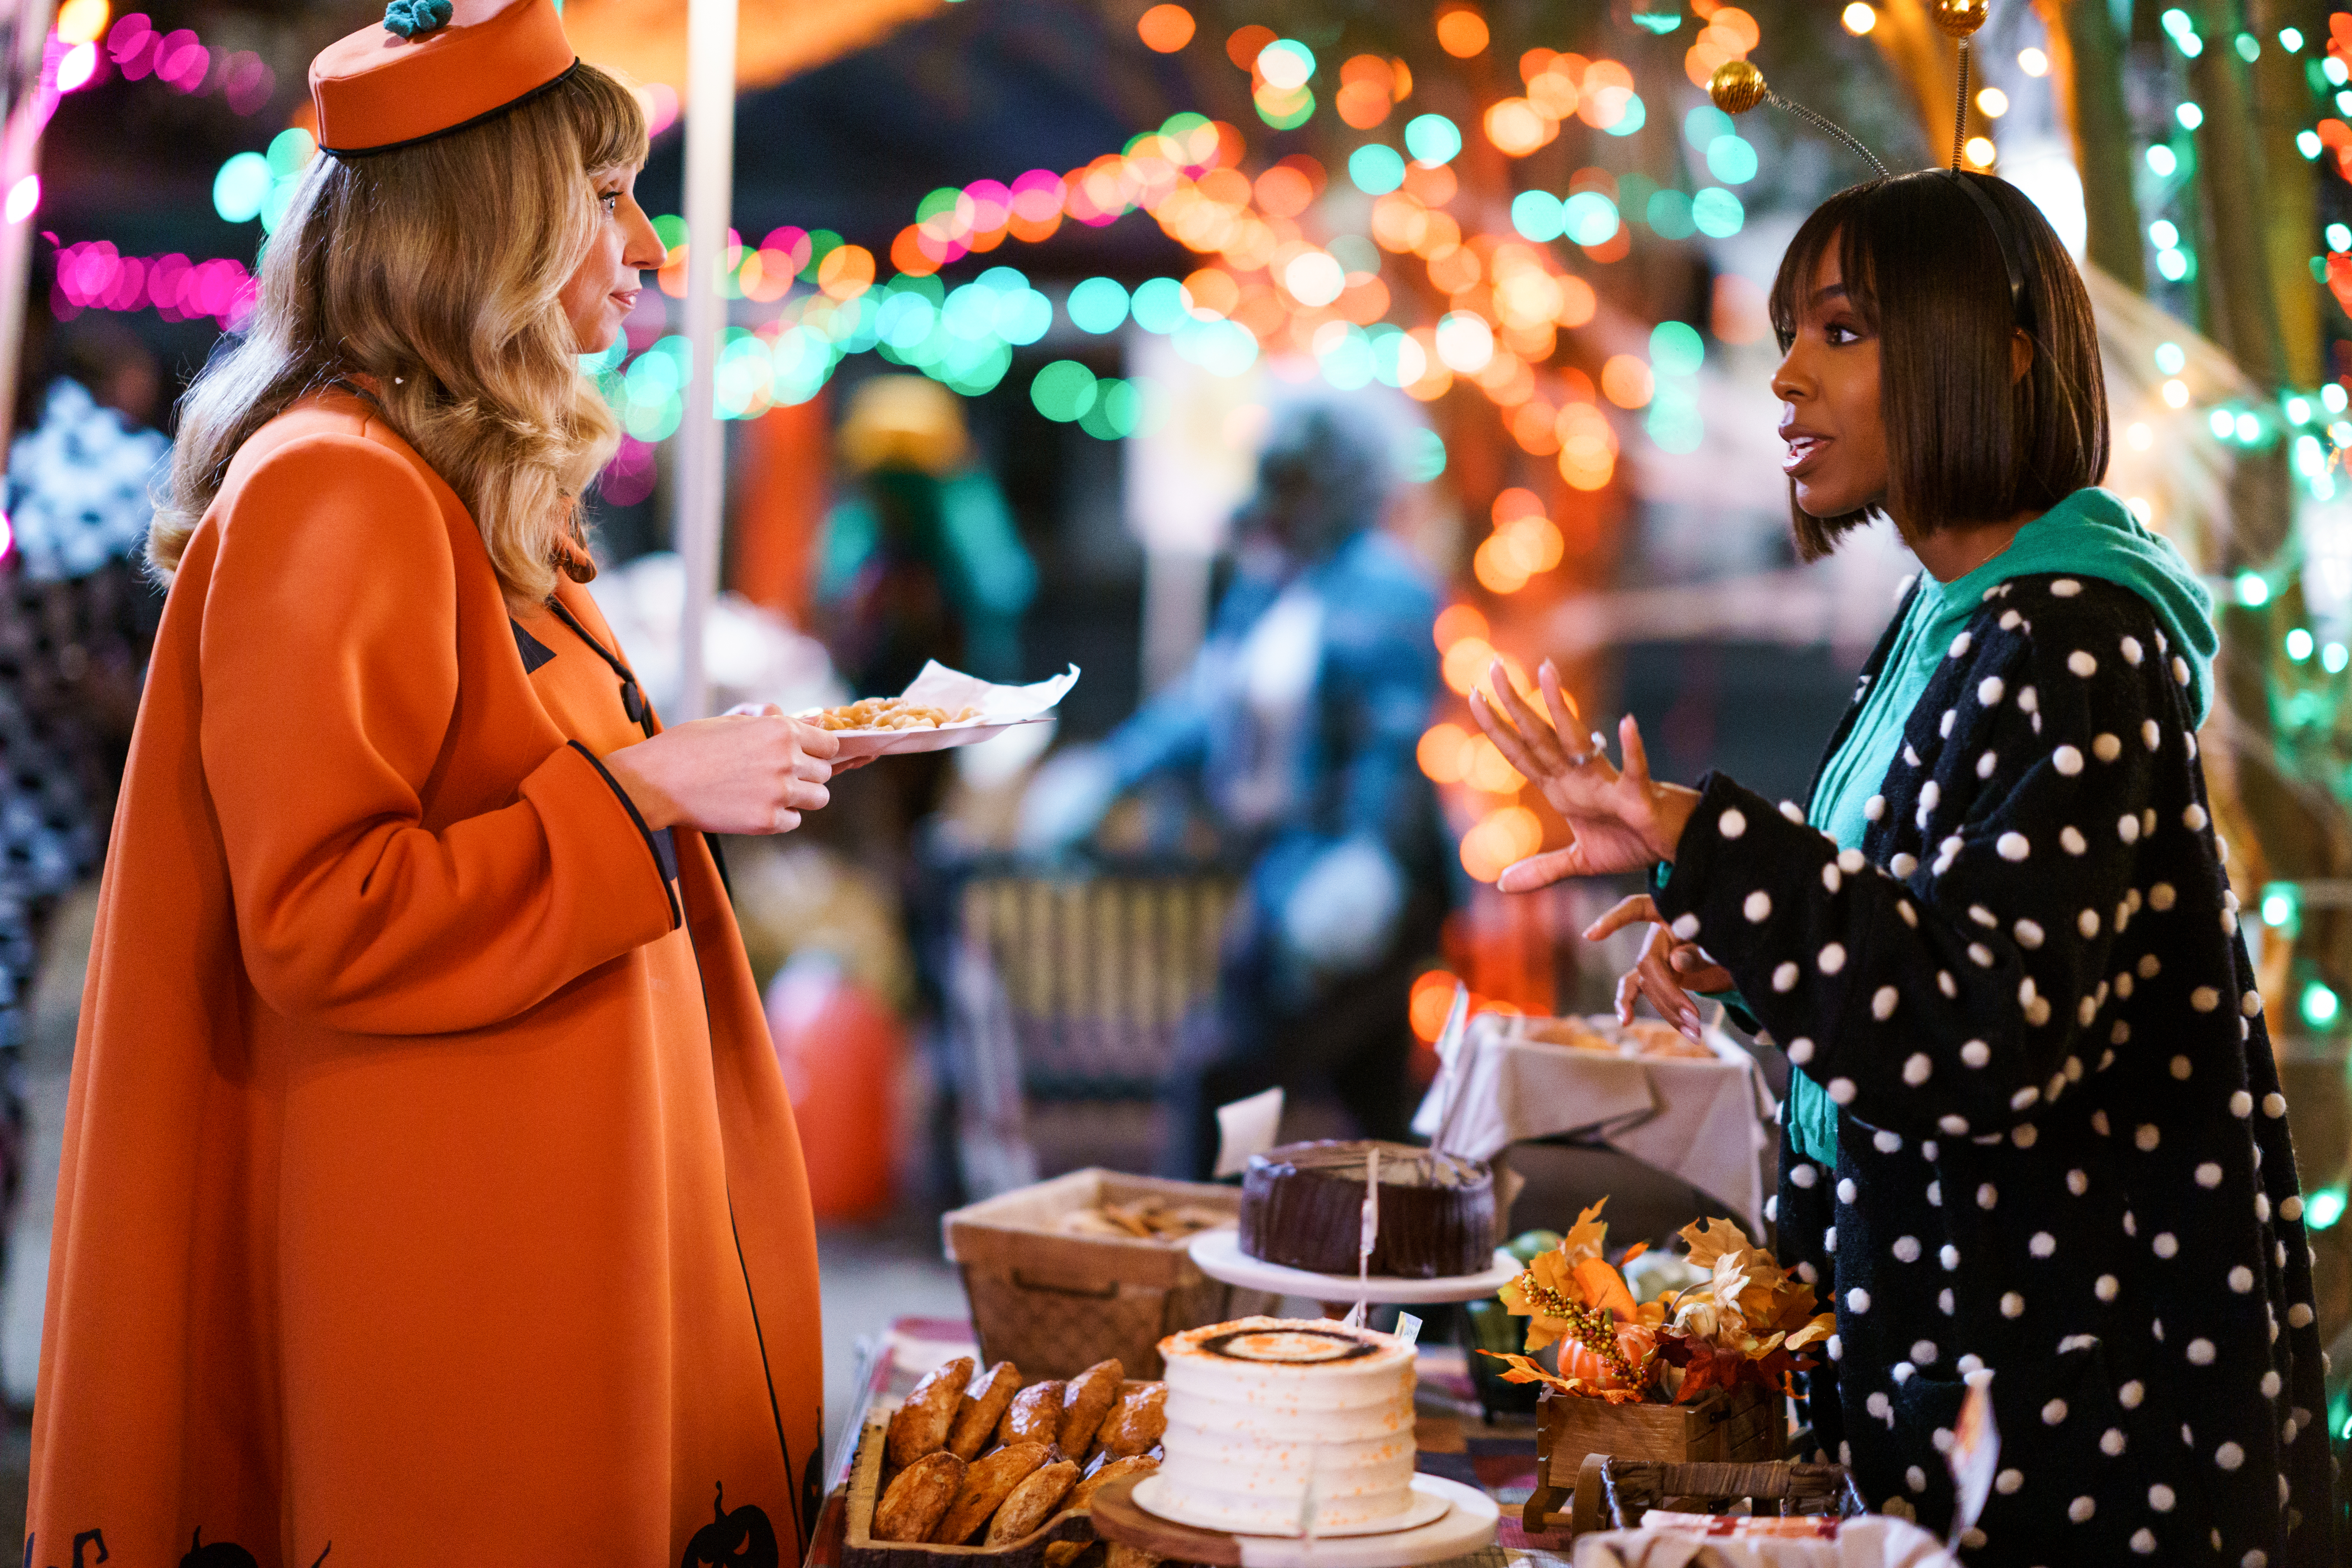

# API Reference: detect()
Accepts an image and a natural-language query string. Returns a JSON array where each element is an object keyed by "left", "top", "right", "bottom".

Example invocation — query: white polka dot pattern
[{"left": 1635, "top": 574, "right": 2324, "bottom": 1549}]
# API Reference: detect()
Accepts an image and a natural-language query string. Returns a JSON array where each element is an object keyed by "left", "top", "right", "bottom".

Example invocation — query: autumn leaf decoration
[{"left": 1481, "top": 1203, "right": 1836, "bottom": 1405}]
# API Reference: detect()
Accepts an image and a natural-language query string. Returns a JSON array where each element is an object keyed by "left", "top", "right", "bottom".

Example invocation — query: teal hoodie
[{"left": 1785, "top": 487, "right": 2216, "bottom": 1167}]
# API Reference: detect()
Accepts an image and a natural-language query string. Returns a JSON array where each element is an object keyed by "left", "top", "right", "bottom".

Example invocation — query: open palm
[{"left": 1469, "top": 659, "right": 1700, "bottom": 891}]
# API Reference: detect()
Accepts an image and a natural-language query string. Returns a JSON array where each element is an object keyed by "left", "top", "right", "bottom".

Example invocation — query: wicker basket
[
  {"left": 941, "top": 1169, "right": 1270, "bottom": 1380},
  {"left": 1521, "top": 1384, "right": 1786, "bottom": 1534}
]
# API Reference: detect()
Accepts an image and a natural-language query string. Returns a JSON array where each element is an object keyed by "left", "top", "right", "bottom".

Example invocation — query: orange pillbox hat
[{"left": 311, "top": 0, "right": 578, "bottom": 157}]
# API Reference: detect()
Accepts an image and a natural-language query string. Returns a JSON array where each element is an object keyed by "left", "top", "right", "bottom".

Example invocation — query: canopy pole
[
  {"left": 674, "top": 0, "right": 737, "bottom": 721},
  {"left": 0, "top": 0, "right": 61, "bottom": 467}
]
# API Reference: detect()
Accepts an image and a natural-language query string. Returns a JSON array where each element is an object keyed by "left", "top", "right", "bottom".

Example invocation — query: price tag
[
  {"left": 1212, "top": 1086, "right": 1285, "bottom": 1179},
  {"left": 1394, "top": 1312, "right": 1423, "bottom": 1348}
]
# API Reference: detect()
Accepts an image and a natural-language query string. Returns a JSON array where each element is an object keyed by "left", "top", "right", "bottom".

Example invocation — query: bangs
[
  {"left": 564, "top": 64, "right": 650, "bottom": 173},
  {"left": 1767, "top": 181, "right": 1884, "bottom": 352}
]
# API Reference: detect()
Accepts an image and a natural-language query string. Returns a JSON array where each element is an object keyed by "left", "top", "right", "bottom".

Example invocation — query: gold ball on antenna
[
  {"left": 1931, "top": 0, "right": 1990, "bottom": 38},
  {"left": 1708, "top": 58, "right": 1767, "bottom": 115}
]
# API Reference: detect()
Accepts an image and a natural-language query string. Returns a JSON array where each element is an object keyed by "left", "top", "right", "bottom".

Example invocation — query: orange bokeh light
[
  {"left": 1460, "top": 806, "right": 1544, "bottom": 882},
  {"left": 1337, "top": 82, "right": 1391, "bottom": 127},
  {"left": 1409, "top": 972, "right": 1459, "bottom": 1041},
  {"left": 1137, "top": 3, "right": 1194, "bottom": 52},
  {"left": 1441, "top": 636, "right": 1497, "bottom": 695},
  {"left": 1402, "top": 162, "right": 1458, "bottom": 206},
  {"left": 1484, "top": 98, "right": 1553, "bottom": 156},
  {"left": 1436, "top": 5, "right": 1490, "bottom": 56},
  {"left": 1226, "top": 24, "right": 1276, "bottom": 69},
  {"left": 1255, "top": 164, "right": 1316, "bottom": 218},
  {"left": 1512, "top": 401, "right": 1561, "bottom": 456},
  {"left": 1434, "top": 602, "right": 1490, "bottom": 650},
  {"left": 1180, "top": 267, "right": 1239, "bottom": 318},
  {"left": 1601, "top": 355, "right": 1654, "bottom": 409},
  {"left": 1418, "top": 722, "right": 1475, "bottom": 784},
  {"left": 1493, "top": 487, "right": 1544, "bottom": 524},
  {"left": 818, "top": 243, "right": 875, "bottom": 300},
  {"left": 1556, "top": 275, "right": 1598, "bottom": 327}
]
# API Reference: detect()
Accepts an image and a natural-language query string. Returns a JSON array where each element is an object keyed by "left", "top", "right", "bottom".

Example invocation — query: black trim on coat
[{"left": 566, "top": 739, "right": 682, "bottom": 930}]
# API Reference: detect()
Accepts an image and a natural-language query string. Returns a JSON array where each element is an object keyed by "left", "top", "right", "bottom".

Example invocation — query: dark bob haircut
[{"left": 1767, "top": 171, "right": 2109, "bottom": 561}]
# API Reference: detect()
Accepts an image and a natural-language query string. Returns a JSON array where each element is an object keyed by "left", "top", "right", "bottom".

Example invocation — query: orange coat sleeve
[{"left": 198, "top": 430, "right": 677, "bottom": 1034}]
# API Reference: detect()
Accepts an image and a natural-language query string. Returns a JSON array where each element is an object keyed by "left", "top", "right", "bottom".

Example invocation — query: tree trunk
[
  {"left": 2183, "top": 0, "right": 2287, "bottom": 387},
  {"left": 2035, "top": 0, "right": 2147, "bottom": 292}
]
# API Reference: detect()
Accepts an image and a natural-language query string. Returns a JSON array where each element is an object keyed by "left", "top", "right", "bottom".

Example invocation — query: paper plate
[{"left": 822, "top": 716, "right": 1053, "bottom": 759}]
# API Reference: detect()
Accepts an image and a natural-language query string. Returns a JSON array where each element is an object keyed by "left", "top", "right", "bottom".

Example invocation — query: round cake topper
[
  {"left": 1708, "top": 59, "right": 1766, "bottom": 116},
  {"left": 1931, "top": 0, "right": 1990, "bottom": 38},
  {"left": 1200, "top": 1327, "right": 1381, "bottom": 1364}
]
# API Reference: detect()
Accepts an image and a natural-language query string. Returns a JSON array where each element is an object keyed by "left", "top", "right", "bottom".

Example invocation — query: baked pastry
[
  {"left": 875, "top": 1452, "right": 966, "bottom": 1542},
  {"left": 998, "top": 1380, "right": 1064, "bottom": 1447},
  {"left": 1240, "top": 1141, "right": 1494, "bottom": 1279},
  {"left": 950, "top": 1361, "right": 1022, "bottom": 1460},
  {"left": 887, "top": 1357, "right": 975, "bottom": 1466},
  {"left": 1152, "top": 1317, "right": 1417, "bottom": 1534},
  {"left": 1095, "top": 1383, "right": 1166, "bottom": 1458},
  {"left": 935, "top": 1441, "right": 1051, "bottom": 1543},
  {"left": 1057, "top": 1359, "right": 1124, "bottom": 1456},
  {"left": 987, "top": 1459, "right": 1080, "bottom": 1544}
]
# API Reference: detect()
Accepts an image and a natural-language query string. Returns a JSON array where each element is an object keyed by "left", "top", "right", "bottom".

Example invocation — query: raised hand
[
  {"left": 1468, "top": 657, "right": 1700, "bottom": 891},
  {"left": 602, "top": 711, "right": 840, "bottom": 835},
  {"left": 1584, "top": 893, "right": 1734, "bottom": 1039}
]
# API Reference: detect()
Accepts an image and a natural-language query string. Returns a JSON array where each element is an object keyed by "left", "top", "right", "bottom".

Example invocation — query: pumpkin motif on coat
[{"left": 682, "top": 1483, "right": 778, "bottom": 1568}]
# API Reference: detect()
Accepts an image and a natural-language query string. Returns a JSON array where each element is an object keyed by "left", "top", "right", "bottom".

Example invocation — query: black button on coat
[{"left": 1655, "top": 574, "right": 2333, "bottom": 1564}]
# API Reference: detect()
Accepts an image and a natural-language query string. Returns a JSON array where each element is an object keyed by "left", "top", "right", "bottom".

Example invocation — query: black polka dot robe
[{"left": 1653, "top": 573, "right": 2334, "bottom": 1564}]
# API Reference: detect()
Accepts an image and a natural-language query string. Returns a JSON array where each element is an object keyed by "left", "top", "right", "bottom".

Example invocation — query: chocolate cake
[{"left": 1239, "top": 1140, "right": 1495, "bottom": 1279}]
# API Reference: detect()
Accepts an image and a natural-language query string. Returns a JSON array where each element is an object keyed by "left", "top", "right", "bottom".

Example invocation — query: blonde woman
[{"left": 27, "top": 0, "right": 838, "bottom": 1559}]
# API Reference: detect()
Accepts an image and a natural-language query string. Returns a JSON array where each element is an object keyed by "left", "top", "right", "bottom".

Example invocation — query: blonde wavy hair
[{"left": 151, "top": 63, "right": 647, "bottom": 606}]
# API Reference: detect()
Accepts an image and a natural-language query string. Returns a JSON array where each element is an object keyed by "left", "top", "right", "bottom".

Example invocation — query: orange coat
[{"left": 26, "top": 393, "right": 823, "bottom": 1566}]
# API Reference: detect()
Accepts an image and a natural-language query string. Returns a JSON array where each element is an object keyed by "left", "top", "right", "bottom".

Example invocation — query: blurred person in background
[
  {"left": 0, "top": 310, "right": 169, "bottom": 1243},
  {"left": 816, "top": 372, "right": 1035, "bottom": 697},
  {"left": 1023, "top": 396, "right": 1449, "bottom": 1178}
]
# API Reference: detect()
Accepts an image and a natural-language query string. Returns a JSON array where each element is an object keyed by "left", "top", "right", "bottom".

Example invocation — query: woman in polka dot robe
[{"left": 1472, "top": 173, "right": 2332, "bottom": 1563}]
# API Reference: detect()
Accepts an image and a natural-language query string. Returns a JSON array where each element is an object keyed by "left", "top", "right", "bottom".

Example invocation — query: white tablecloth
[{"left": 1410, "top": 1015, "right": 1779, "bottom": 1238}]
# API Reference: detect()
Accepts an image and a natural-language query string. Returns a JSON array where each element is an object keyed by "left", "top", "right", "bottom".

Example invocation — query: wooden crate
[
  {"left": 1521, "top": 1384, "right": 1785, "bottom": 1534},
  {"left": 1568, "top": 1456, "right": 1864, "bottom": 1534}
]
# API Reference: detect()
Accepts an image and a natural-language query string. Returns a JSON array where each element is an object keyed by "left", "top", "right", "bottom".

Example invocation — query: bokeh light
[
  {"left": 1435, "top": 5, "right": 1490, "bottom": 57},
  {"left": 1404, "top": 113, "right": 1463, "bottom": 166},
  {"left": 1136, "top": 4, "right": 1194, "bottom": 52},
  {"left": 1349, "top": 143, "right": 1406, "bottom": 195},
  {"left": 1067, "top": 277, "right": 1129, "bottom": 333},
  {"left": 1031, "top": 360, "right": 1099, "bottom": 423}
]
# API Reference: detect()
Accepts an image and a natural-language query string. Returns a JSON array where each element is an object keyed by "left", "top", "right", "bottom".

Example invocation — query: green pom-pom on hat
[{"left": 383, "top": 0, "right": 454, "bottom": 39}]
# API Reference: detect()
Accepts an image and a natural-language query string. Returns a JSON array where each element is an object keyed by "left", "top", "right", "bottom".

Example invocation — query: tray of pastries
[{"left": 844, "top": 1354, "right": 1165, "bottom": 1568}]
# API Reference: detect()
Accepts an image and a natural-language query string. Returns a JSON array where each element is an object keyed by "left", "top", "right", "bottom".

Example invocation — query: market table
[{"left": 804, "top": 1315, "right": 1571, "bottom": 1568}]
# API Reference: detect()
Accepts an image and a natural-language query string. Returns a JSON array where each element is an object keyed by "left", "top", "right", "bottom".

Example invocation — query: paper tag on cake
[
  {"left": 1212, "top": 1086, "right": 1285, "bottom": 1179},
  {"left": 1394, "top": 1312, "right": 1422, "bottom": 1348}
]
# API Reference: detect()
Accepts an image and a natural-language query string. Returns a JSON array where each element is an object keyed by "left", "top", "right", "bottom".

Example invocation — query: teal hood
[{"left": 1981, "top": 487, "right": 2217, "bottom": 723}]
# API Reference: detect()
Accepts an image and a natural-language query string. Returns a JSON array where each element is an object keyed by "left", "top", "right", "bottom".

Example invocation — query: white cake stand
[
  {"left": 1090, "top": 1472, "right": 1499, "bottom": 1568},
  {"left": 1187, "top": 1230, "right": 1519, "bottom": 1307}
]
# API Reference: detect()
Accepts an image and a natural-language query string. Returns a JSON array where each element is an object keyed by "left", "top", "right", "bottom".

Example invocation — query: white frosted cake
[{"left": 1150, "top": 1316, "right": 1418, "bottom": 1535}]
